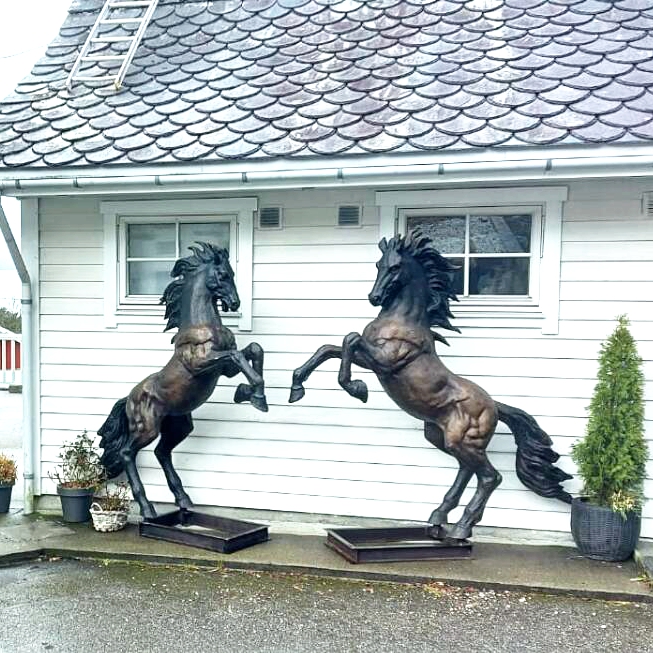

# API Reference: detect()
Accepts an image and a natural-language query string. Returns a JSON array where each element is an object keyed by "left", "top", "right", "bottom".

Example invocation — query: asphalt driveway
[{"left": 0, "top": 559, "right": 651, "bottom": 653}]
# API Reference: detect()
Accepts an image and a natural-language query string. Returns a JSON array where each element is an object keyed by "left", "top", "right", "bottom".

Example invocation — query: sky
[{"left": 0, "top": 0, "right": 72, "bottom": 308}]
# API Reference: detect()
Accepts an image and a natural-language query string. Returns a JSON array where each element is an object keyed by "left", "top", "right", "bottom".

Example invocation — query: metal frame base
[
  {"left": 139, "top": 509, "right": 269, "bottom": 554},
  {"left": 326, "top": 525, "right": 472, "bottom": 563}
]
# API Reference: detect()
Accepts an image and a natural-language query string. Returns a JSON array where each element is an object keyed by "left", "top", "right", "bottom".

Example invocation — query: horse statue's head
[
  {"left": 160, "top": 241, "right": 239, "bottom": 331},
  {"left": 369, "top": 227, "right": 460, "bottom": 343}
]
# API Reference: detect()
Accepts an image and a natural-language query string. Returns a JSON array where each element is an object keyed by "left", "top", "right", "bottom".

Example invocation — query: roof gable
[{"left": 2, "top": 0, "right": 653, "bottom": 168}]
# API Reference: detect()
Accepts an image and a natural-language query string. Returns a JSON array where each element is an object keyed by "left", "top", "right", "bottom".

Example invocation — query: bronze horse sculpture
[
  {"left": 290, "top": 228, "right": 572, "bottom": 540},
  {"left": 98, "top": 242, "right": 268, "bottom": 520}
]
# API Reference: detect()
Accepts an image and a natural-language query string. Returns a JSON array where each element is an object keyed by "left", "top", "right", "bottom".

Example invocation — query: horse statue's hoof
[
  {"left": 251, "top": 393, "right": 269, "bottom": 413},
  {"left": 234, "top": 383, "right": 251, "bottom": 404},
  {"left": 288, "top": 385, "right": 305, "bottom": 403},
  {"left": 446, "top": 524, "right": 472, "bottom": 541},
  {"left": 347, "top": 380, "right": 368, "bottom": 403},
  {"left": 141, "top": 505, "right": 158, "bottom": 521}
]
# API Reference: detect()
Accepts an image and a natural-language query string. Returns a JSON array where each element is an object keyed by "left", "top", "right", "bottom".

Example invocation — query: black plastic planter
[
  {"left": 0, "top": 483, "right": 13, "bottom": 513},
  {"left": 57, "top": 486, "right": 95, "bottom": 523},
  {"left": 571, "top": 497, "right": 641, "bottom": 562}
]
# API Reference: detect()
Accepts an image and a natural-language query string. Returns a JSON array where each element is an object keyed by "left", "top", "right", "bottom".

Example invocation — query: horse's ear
[{"left": 378, "top": 237, "right": 388, "bottom": 252}]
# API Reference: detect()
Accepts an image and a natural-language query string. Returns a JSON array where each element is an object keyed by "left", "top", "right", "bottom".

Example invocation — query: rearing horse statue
[
  {"left": 290, "top": 228, "right": 571, "bottom": 540},
  {"left": 98, "top": 242, "right": 268, "bottom": 520}
]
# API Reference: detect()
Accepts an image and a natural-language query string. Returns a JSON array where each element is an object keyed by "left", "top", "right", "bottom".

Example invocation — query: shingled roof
[{"left": 2, "top": 0, "right": 653, "bottom": 169}]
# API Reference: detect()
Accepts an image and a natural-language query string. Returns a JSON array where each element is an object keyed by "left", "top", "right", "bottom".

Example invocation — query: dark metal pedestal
[
  {"left": 139, "top": 509, "right": 269, "bottom": 554},
  {"left": 326, "top": 525, "right": 472, "bottom": 563}
]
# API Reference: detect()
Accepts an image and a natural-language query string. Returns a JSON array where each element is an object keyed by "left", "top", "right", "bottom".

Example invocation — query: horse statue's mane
[
  {"left": 398, "top": 227, "right": 461, "bottom": 343},
  {"left": 160, "top": 241, "right": 226, "bottom": 332}
]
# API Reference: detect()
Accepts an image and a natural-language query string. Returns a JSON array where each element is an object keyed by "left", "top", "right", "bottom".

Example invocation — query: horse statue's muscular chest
[{"left": 362, "top": 317, "right": 434, "bottom": 372}]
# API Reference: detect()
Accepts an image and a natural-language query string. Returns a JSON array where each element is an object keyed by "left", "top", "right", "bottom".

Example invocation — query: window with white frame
[
  {"left": 102, "top": 198, "right": 256, "bottom": 330},
  {"left": 401, "top": 207, "right": 540, "bottom": 300},
  {"left": 120, "top": 217, "right": 234, "bottom": 299},
  {"left": 376, "top": 187, "right": 568, "bottom": 335}
]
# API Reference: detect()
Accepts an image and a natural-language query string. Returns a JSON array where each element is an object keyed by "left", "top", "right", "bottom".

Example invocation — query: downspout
[{"left": 0, "top": 199, "right": 34, "bottom": 514}]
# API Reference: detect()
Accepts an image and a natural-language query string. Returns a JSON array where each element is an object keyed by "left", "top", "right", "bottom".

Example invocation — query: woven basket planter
[
  {"left": 90, "top": 502, "right": 128, "bottom": 533},
  {"left": 571, "top": 497, "right": 641, "bottom": 562}
]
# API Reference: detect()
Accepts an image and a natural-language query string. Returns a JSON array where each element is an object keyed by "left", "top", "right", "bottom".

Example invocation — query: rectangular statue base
[
  {"left": 139, "top": 509, "right": 269, "bottom": 554},
  {"left": 326, "top": 525, "right": 472, "bottom": 564}
]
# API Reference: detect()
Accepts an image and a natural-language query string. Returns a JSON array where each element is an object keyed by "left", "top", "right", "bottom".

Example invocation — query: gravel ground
[{"left": 0, "top": 559, "right": 651, "bottom": 653}]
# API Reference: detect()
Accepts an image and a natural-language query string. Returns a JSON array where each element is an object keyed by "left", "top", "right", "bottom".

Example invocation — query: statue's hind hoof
[
  {"left": 251, "top": 393, "right": 269, "bottom": 413},
  {"left": 446, "top": 523, "right": 472, "bottom": 541},
  {"left": 234, "top": 383, "right": 251, "bottom": 404},
  {"left": 141, "top": 504, "right": 157, "bottom": 521},
  {"left": 428, "top": 509, "right": 447, "bottom": 526},
  {"left": 289, "top": 385, "right": 305, "bottom": 403}
]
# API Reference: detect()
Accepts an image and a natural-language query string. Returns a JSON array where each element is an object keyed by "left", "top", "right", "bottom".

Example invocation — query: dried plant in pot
[
  {"left": 0, "top": 452, "right": 17, "bottom": 514},
  {"left": 571, "top": 316, "right": 648, "bottom": 561},
  {"left": 90, "top": 481, "right": 130, "bottom": 532},
  {"left": 48, "top": 430, "right": 105, "bottom": 523}
]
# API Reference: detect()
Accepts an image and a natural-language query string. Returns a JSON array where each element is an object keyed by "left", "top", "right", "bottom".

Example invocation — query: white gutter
[
  {"left": 2, "top": 150, "right": 653, "bottom": 197},
  {"left": 0, "top": 199, "right": 34, "bottom": 514}
]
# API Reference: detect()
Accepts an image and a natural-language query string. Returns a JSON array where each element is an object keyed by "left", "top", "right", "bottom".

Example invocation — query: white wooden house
[{"left": 0, "top": 0, "right": 652, "bottom": 538}]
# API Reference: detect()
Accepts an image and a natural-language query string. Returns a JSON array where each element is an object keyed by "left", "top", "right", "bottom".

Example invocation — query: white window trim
[
  {"left": 376, "top": 187, "right": 568, "bottom": 335},
  {"left": 102, "top": 198, "right": 256, "bottom": 331}
]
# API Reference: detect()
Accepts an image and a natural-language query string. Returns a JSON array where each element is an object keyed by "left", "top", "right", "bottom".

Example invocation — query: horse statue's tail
[
  {"left": 496, "top": 401, "right": 572, "bottom": 504},
  {"left": 98, "top": 397, "right": 130, "bottom": 479}
]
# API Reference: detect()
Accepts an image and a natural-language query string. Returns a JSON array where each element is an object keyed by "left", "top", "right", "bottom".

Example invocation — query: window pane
[
  {"left": 469, "top": 258, "right": 529, "bottom": 295},
  {"left": 448, "top": 256, "right": 464, "bottom": 296},
  {"left": 469, "top": 214, "right": 531, "bottom": 253},
  {"left": 128, "top": 223, "right": 175, "bottom": 258},
  {"left": 180, "top": 222, "right": 230, "bottom": 254},
  {"left": 128, "top": 261, "right": 172, "bottom": 295},
  {"left": 406, "top": 216, "right": 466, "bottom": 254}
]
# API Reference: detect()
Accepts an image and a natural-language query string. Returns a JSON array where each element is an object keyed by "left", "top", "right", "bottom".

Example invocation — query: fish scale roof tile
[{"left": 3, "top": 0, "right": 653, "bottom": 168}]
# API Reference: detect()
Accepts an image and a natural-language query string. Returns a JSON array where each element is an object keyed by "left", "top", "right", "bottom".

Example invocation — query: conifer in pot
[{"left": 571, "top": 315, "right": 647, "bottom": 561}]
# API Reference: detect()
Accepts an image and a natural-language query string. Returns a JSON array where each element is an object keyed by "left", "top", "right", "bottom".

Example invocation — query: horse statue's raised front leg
[
  {"left": 229, "top": 342, "right": 268, "bottom": 412},
  {"left": 289, "top": 344, "right": 343, "bottom": 403},
  {"left": 337, "top": 332, "right": 371, "bottom": 403}
]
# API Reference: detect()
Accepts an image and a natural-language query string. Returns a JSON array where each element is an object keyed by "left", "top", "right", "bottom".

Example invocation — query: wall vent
[
  {"left": 338, "top": 205, "right": 361, "bottom": 227},
  {"left": 642, "top": 192, "right": 653, "bottom": 218},
  {"left": 259, "top": 206, "right": 282, "bottom": 229}
]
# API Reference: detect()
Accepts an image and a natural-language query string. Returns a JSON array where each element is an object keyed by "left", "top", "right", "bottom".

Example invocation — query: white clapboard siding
[{"left": 35, "top": 180, "right": 653, "bottom": 539}]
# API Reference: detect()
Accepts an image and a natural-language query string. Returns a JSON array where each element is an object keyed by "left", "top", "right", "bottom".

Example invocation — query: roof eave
[{"left": 3, "top": 144, "right": 653, "bottom": 197}]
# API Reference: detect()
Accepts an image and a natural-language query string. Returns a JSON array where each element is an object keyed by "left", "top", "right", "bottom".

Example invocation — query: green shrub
[
  {"left": 572, "top": 316, "right": 647, "bottom": 514},
  {"left": 48, "top": 430, "right": 105, "bottom": 490}
]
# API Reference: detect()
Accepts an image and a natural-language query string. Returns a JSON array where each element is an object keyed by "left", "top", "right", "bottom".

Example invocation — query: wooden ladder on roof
[{"left": 66, "top": 0, "right": 159, "bottom": 90}]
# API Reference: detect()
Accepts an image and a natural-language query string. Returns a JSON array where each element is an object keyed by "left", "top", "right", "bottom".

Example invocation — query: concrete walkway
[{"left": 0, "top": 508, "right": 651, "bottom": 603}]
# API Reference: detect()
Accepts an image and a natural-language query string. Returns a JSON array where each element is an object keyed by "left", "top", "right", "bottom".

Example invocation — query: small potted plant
[
  {"left": 0, "top": 452, "right": 17, "bottom": 513},
  {"left": 571, "top": 315, "right": 648, "bottom": 561},
  {"left": 48, "top": 430, "right": 105, "bottom": 523},
  {"left": 90, "top": 481, "right": 130, "bottom": 532}
]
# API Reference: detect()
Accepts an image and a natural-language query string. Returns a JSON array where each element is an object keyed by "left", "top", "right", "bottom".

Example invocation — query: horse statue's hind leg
[
  {"left": 423, "top": 403, "right": 503, "bottom": 540},
  {"left": 155, "top": 414, "right": 195, "bottom": 511}
]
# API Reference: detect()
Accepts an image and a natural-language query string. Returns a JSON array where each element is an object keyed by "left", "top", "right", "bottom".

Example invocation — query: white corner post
[{"left": 0, "top": 197, "right": 35, "bottom": 514}]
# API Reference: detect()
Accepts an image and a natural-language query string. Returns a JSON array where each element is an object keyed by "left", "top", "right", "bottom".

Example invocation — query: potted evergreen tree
[
  {"left": 571, "top": 315, "right": 648, "bottom": 561},
  {"left": 0, "top": 452, "right": 17, "bottom": 513},
  {"left": 48, "top": 431, "right": 105, "bottom": 523}
]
